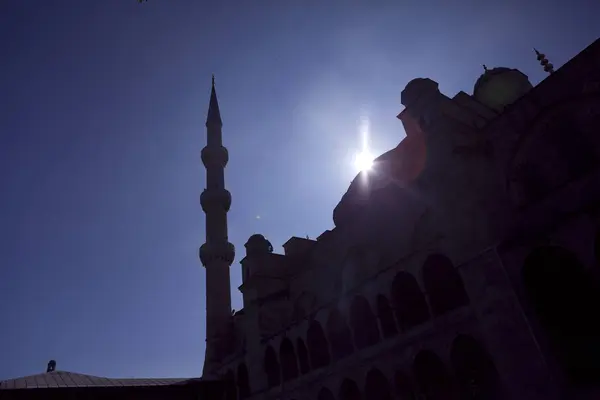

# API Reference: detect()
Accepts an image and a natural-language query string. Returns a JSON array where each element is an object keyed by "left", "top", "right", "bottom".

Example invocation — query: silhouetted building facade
[{"left": 201, "top": 38, "right": 600, "bottom": 400}]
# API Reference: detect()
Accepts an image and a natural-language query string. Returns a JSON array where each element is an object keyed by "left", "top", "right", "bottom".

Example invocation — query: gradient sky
[{"left": 0, "top": 0, "right": 598, "bottom": 381}]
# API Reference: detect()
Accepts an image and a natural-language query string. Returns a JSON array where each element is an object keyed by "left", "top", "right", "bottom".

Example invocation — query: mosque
[
  {"left": 200, "top": 38, "right": 600, "bottom": 400},
  {"left": 2, "top": 38, "right": 600, "bottom": 400}
]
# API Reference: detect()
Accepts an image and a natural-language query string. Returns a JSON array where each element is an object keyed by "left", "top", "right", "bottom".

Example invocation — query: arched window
[
  {"left": 451, "top": 335, "right": 500, "bottom": 399},
  {"left": 224, "top": 369, "right": 236, "bottom": 400},
  {"left": 523, "top": 246, "right": 600, "bottom": 385},
  {"left": 350, "top": 296, "right": 380, "bottom": 349},
  {"left": 394, "top": 371, "right": 416, "bottom": 400},
  {"left": 296, "top": 338, "right": 310, "bottom": 374},
  {"left": 413, "top": 350, "right": 452, "bottom": 400},
  {"left": 236, "top": 363, "right": 250, "bottom": 399},
  {"left": 391, "top": 271, "right": 430, "bottom": 331},
  {"left": 339, "top": 378, "right": 362, "bottom": 400},
  {"left": 318, "top": 387, "right": 336, "bottom": 400},
  {"left": 422, "top": 254, "right": 469, "bottom": 316},
  {"left": 279, "top": 338, "right": 299, "bottom": 382},
  {"left": 376, "top": 294, "right": 398, "bottom": 338},
  {"left": 326, "top": 308, "right": 354, "bottom": 360},
  {"left": 364, "top": 369, "right": 392, "bottom": 400},
  {"left": 263, "top": 345, "right": 280, "bottom": 388},
  {"left": 307, "top": 320, "right": 330, "bottom": 368}
]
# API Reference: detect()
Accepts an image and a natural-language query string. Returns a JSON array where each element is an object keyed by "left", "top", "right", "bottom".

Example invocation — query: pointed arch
[
  {"left": 339, "top": 378, "right": 362, "bottom": 400},
  {"left": 326, "top": 308, "right": 354, "bottom": 360},
  {"left": 349, "top": 295, "right": 381, "bottom": 349},
  {"left": 236, "top": 363, "right": 250, "bottom": 399},
  {"left": 224, "top": 369, "right": 237, "bottom": 400},
  {"left": 451, "top": 334, "right": 500, "bottom": 399},
  {"left": 307, "top": 320, "right": 330, "bottom": 368},
  {"left": 279, "top": 338, "right": 299, "bottom": 382},
  {"left": 296, "top": 338, "right": 310, "bottom": 374},
  {"left": 394, "top": 371, "right": 416, "bottom": 400},
  {"left": 391, "top": 271, "right": 430, "bottom": 331},
  {"left": 318, "top": 387, "right": 335, "bottom": 400},
  {"left": 523, "top": 246, "right": 600, "bottom": 385},
  {"left": 364, "top": 368, "right": 392, "bottom": 400},
  {"left": 422, "top": 254, "right": 469, "bottom": 316},
  {"left": 413, "top": 350, "right": 452, "bottom": 400},
  {"left": 263, "top": 345, "right": 280, "bottom": 388},
  {"left": 376, "top": 294, "right": 398, "bottom": 338}
]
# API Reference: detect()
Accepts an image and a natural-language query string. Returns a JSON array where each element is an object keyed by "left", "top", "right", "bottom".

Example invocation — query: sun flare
[{"left": 354, "top": 151, "right": 374, "bottom": 172}]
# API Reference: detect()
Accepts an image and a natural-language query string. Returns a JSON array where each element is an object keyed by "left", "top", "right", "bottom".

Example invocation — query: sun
[{"left": 354, "top": 151, "right": 374, "bottom": 172}]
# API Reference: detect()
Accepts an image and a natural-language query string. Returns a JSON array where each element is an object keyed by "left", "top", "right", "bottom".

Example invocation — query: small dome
[
  {"left": 401, "top": 78, "right": 440, "bottom": 107},
  {"left": 244, "top": 234, "right": 273, "bottom": 257},
  {"left": 473, "top": 67, "right": 533, "bottom": 112}
]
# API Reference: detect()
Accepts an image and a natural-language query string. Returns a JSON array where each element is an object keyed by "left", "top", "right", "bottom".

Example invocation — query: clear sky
[{"left": 0, "top": 0, "right": 598, "bottom": 381}]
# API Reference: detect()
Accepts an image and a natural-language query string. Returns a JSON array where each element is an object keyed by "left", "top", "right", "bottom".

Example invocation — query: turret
[{"left": 199, "top": 76, "right": 235, "bottom": 377}]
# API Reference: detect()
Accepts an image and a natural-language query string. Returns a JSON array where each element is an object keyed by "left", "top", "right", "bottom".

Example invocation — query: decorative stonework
[
  {"left": 199, "top": 241, "right": 235, "bottom": 267},
  {"left": 200, "top": 188, "right": 232, "bottom": 212}
]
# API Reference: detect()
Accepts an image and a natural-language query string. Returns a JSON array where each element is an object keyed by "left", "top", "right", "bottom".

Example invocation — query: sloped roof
[{"left": 0, "top": 370, "right": 197, "bottom": 390}]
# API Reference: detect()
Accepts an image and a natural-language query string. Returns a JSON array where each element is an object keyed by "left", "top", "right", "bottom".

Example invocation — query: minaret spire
[
  {"left": 199, "top": 75, "right": 234, "bottom": 377},
  {"left": 534, "top": 48, "right": 555, "bottom": 74},
  {"left": 206, "top": 74, "right": 222, "bottom": 127}
]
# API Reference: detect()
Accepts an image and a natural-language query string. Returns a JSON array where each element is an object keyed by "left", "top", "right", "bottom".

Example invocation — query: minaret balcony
[
  {"left": 201, "top": 145, "right": 229, "bottom": 168},
  {"left": 200, "top": 188, "right": 232, "bottom": 212},
  {"left": 199, "top": 241, "right": 235, "bottom": 267}
]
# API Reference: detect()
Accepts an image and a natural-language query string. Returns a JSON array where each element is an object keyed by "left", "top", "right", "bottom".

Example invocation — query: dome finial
[
  {"left": 483, "top": 64, "right": 488, "bottom": 72},
  {"left": 534, "top": 48, "right": 554, "bottom": 74}
]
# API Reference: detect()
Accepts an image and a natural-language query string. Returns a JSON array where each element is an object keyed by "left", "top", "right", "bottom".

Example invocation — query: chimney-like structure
[
  {"left": 199, "top": 76, "right": 235, "bottom": 377},
  {"left": 46, "top": 360, "right": 56, "bottom": 373}
]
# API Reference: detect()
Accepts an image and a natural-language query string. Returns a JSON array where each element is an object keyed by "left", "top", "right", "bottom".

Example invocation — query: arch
[
  {"left": 523, "top": 246, "right": 600, "bottom": 385},
  {"left": 394, "top": 371, "right": 416, "bottom": 400},
  {"left": 364, "top": 368, "right": 392, "bottom": 400},
  {"left": 307, "top": 320, "right": 330, "bottom": 368},
  {"left": 263, "top": 345, "right": 280, "bottom": 388},
  {"left": 422, "top": 254, "right": 469, "bottom": 316},
  {"left": 376, "top": 294, "right": 398, "bottom": 338},
  {"left": 506, "top": 96, "right": 600, "bottom": 206},
  {"left": 236, "top": 363, "right": 250, "bottom": 399},
  {"left": 390, "top": 271, "right": 430, "bottom": 331},
  {"left": 339, "top": 378, "right": 362, "bottom": 400},
  {"left": 326, "top": 308, "right": 354, "bottom": 360},
  {"left": 451, "top": 334, "right": 500, "bottom": 399},
  {"left": 279, "top": 338, "right": 299, "bottom": 382},
  {"left": 317, "top": 387, "right": 336, "bottom": 400},
  {"left": 223, "top": 369, "right": 237, "bottom": 400},
  {"left": 296, "top": 338, "right": 310, "bottom": 374},
  {"left": 413, "top": 350, "right": 452, "bottom": 400},
  {"left": 349, "top": 295, "right": 381, "bottom": 349}
]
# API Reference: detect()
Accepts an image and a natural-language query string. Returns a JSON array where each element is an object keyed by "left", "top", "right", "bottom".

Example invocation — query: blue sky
[{"left": 0, "top": 0, "right": 597, "bottom": 380}]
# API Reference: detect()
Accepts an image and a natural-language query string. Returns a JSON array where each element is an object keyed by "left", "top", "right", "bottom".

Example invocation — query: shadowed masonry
[{"left": 201, "top": 38, "right": 600, "bottom": 400}]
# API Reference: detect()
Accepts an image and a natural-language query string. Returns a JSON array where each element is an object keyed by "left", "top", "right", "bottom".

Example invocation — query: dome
[
  {"left": 473, "top": 67, "right": 533, "bottom": 112},
  {"left": 244, "top": 234, "right": 273, "bottom": 256},
  {"left": 401, "top": 78, "right": 440, "bottom": 107}
]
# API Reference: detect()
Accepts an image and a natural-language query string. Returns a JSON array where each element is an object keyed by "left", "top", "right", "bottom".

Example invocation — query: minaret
[
  {"left": 199, "top": 76, "right": 235, "bottom": 376},
  {"left": 534, "top": 48, "right": 555, "bottom": 74}
]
